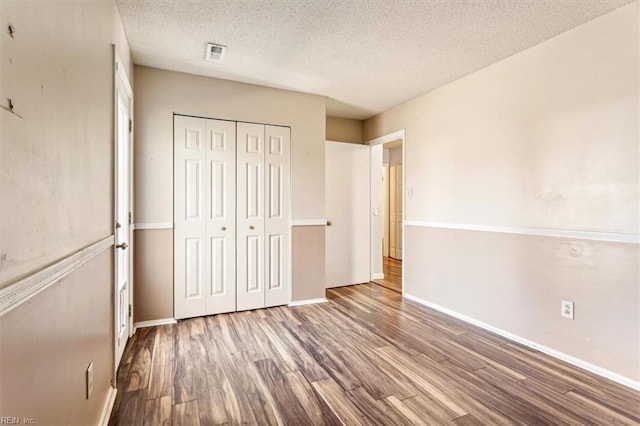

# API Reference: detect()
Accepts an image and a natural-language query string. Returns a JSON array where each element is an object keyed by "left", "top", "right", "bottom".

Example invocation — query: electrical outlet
[
  {"left": 561, "top": 300, "right": 574, "bottom": 319},
  {"left": 86, "top": 362, "right": 94, "bottom": 399}
]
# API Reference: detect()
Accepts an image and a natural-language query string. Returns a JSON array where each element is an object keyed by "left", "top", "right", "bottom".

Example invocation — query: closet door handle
[
  {"left": 249, "top": 226, "right": 254, "bottom": 230},
  {"left": 221, "top": 226, "right": 226, "bottom": 231}
]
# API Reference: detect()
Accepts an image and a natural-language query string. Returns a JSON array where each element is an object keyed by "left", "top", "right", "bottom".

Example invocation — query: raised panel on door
[
  {"left": 237, "top": 122, "right": 265, "bottom": 311},
  {"left": 265, "top": 125, "right": 291, "bottom": 307},
  {"left": 174, "top": 115, "right": 207, "bottom": 319},
  {"left": 205, "top": 119, "right": 236, "bottom": 315},
  {"left": 389, "top": 165, "right": 397, "bottom": 259}
]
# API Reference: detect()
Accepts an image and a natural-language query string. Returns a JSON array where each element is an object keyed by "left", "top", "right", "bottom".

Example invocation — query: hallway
[{"left": 373, "top": 257, "right": 402, "bottom": 293}]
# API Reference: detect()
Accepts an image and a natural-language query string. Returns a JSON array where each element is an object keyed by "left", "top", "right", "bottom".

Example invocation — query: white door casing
[
  {"left": 382, "top": 164, "right": 389, "bottom": 258},
  {"left": 369, "top": 144, "right": 383, "bottom": 279},
  {"left": 325, "top": 141, "right": 370, "bottom": 288},
  {"left": 114, "top": 52, "right": 133, "bottom": 381}
]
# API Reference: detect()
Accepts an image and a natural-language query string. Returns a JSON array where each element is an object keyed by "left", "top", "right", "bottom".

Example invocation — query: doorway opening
[{"left": 367, "top": 131, "right": 405, "bottom": 294}]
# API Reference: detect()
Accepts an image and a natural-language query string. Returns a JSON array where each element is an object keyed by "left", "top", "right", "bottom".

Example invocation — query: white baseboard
[
  {"left": 99, "top": 386, "right": 117, "bottom": 426},
  {"left": 133, "top": 222, "right": 173, "bottom": 230},
  {"left": 372, "top": 273, "right": 384, "bottom": 280},
  {"left": 404, "top": 293, "right": 640, "bottom": 392},
  {"left": 134, "top": 318, "right": 177, "bottom": 331},
  {"left": 289, "top": 298, "right": 328, "bottom": 307},
  {"left": 291, "top": 219, "right": 326, "bottom": 226}
]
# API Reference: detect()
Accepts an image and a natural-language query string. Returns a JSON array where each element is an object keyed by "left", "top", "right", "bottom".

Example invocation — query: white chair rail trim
[
  {"left": 0, "top": 236, "right": 115, "bottom": 317},
  {"left": 405, "top": 221, "right": 639, "bottom": 244}
]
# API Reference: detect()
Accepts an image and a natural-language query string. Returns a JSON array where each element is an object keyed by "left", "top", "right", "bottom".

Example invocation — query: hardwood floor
[
  {"left": 110, "top": 284, "right": 640, "bottom": 425},
  {"left": 373, "top": 257, "right": 402, "bottom": 293}
]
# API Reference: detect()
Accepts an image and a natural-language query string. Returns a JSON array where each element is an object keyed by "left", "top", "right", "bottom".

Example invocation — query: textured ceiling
[{"left": 116, "top": 0, "right": 633, "bottom": 120}]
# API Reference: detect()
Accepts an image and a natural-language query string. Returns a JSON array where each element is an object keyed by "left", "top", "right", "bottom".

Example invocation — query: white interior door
[
  {"left": 395, "top": 165, "right": 403, "bottom": 260},
  {"left": 265, "top": 125, "right": 291, "bottom": 307},
  {"left": 174, "top": 116, "right": 207, "bottom": 319},
  {"left": 325, "top": 141, "right": 370, "bottom": 288},
  {"left": 389, "top": 165, "right": 397, "bottom": 259},
  {"left": 237, "top": 122, "right": 265, "bottom": 311},
  {"left": 114, "top": 56, "right": 132, "bottom": 377},
  {"left": 206, "top": 119, "right": 237, "bottom": 315}
]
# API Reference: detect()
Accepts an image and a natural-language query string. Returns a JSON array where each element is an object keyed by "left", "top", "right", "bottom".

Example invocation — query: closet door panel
[
  {"left": 265, "top": 126, "right": 291, "bottom": 307},
  {"left": 205, "top": 119, "right": 237, "bottom": 314},
  {"left": 237, "top": 122, "right": 266, "bottom": 311},
  {"left": 174, "top": 116, "right": 207, "bottom": 319}
]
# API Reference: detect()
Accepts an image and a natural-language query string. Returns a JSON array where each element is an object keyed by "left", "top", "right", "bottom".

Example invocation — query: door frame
[
  {"left": 382, "top": 164, "right": 389, "bottom": 258},
  {"left": 366, "top": 130, "right": 406, "bottom": 294},
  {"left": 112, "top": 48, "right": 134, "bottom": 384}
]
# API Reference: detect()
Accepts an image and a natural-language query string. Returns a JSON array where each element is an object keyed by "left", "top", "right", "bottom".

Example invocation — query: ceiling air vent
[{"left": 205, "top": 43, "right": 226, "bottom": 61}]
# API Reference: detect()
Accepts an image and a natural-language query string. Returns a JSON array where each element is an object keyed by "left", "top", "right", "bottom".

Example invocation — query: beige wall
[
  {"left": 1, "top": 2, "right": 132, "bottom": 287},
  {"left": 133, "top": 66, "right": 326, "bottom": 319},
  {"left": 134, "top": 66, "right": 325, "bottom": 223},
  {"left": 326, "top": 116, "right": 364, "bottom": 144},
  {"left": 406, "top": 227, "right": 639, "bottom": 380},
  {"left": 134, "top": 230, "right": 173, "bottom": 321},
  {"left": 0, "top": 1, "right": 132, "bottom": 424},
  {"left": 0, "top": 252, "right": 113, "bottom": 425},
  {"left": 365, "top": 3, "right": 639, "bottom": 381},
  {"left": 384, "top": 146, "right": 402, "bottom": 166},
  {"left": 292, "top": 226, "right": 327, "bottom": 301}
]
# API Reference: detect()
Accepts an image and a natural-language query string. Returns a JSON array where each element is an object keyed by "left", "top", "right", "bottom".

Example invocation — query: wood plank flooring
[
  {"left": 110, "top": 283, "right": 640, "bottom": 425},
  {"left": 373, "top": 257, "right": 402, "bottom": 293}
]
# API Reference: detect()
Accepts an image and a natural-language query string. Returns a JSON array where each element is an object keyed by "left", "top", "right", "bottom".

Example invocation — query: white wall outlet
[
  {"left": 86, "top": 362, "right": 94, "bottom": 399},
  {"left": 561, "top": 300, "right": 574, "bottom": 319}
]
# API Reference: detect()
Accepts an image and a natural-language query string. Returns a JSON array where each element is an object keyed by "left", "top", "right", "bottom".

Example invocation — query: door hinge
[
  {"left": 128, "top": 119, "right": 132, "bottom": 133},
  {"left": 128, "top": 212, "right": 132, "bottom": 225},
  {"left": 128, "top": 304, "right": 132, "bottom": 318}
]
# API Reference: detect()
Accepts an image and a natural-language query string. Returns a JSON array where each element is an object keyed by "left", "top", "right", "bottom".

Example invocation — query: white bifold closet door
[
  {"left": 174, "top": 116, "right": 290, "bottom": 319},
  {"left": 237, "top": 123, "right": 291, "bottom": 311},
  {"left": 174, "top": 116, "right": 237, "bottom": 319}
]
